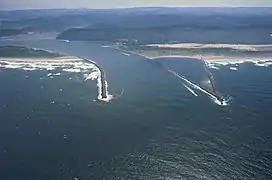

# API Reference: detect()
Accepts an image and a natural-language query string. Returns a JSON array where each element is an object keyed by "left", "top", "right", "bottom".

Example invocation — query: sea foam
[
  {"left": 0, "top": 58, "right": 113, "bottom": 102},
  {"left": 207, "top": 59, "right": 272, "bottom": 70}
]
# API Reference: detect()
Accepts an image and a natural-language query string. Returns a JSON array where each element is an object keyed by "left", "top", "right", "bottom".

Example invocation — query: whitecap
[
  {"left": 84, "top": 72, "right": 99, "bottom": 81},
  {"left": 212, "top": 96, "right": 229, "bottom": 106},
  {"left": 62, "top": 68, "right": 81, "bottom": 73},
  {"left": 0, "top": 58, "right": 113, "bottom": 102},
  {"left": 122, "top": 53, "right": 131, "bottom": 56},
  {"left": 22, "top": 67, "right": 37, "bottom": 71},
  {"left": 208, "top": 59, "right": 272, "bottom": 67},
  {"left": 208, "top": 65, "right": 220, "bottom": 70},
  {"left": 229, "top": 67, "right": 238, "bottom": 71}
]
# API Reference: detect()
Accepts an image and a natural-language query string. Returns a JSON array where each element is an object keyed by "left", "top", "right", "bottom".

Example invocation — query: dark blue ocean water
[{"left": 0, "top": 37, "right": 272, "bottom": 179}]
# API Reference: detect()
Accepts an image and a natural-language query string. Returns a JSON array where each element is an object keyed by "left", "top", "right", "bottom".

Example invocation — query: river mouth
[{"left": 1, "top": 36, "right": 272, "bottom": 179}]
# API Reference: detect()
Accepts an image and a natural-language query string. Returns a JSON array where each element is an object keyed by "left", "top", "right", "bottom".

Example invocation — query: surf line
[{"left": 80, "top": 57, "right": 110, "bottom": 101}]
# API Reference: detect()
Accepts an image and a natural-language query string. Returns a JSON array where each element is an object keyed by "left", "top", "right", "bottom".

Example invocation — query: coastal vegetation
[{"left": 0, "top": 46, "right": 63, "bottom": 58}]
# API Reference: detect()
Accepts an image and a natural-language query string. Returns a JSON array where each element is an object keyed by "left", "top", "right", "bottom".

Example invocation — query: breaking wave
[
  {"left": 229, "top": 67, "right": 238, "bottom": 71},
  {"left": 207, "top": 59, "right": 272, "bottom": 70},
  {"left": 0, "top": 58, "right": 113, "bottom": 102}
]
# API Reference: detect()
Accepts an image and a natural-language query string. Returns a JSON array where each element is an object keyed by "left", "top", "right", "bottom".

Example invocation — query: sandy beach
[
  {"left": 114, "top": 44, "right": 272, "bottom": 62},
  {"left": 145, "top": 43, "right": 272, "bottom": 51},
  {"left": 145, "top": 54, "right": 272, "bottom": 62},
  {"left": 115, "top": 47, "right": 272, "bottom": 62},
  {"left": 0, "top": 56, "right": 81, "bottom": 62}
]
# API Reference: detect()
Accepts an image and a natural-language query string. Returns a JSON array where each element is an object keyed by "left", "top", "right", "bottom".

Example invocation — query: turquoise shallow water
[{"left": 0, "top": 37, "right": 272, "bottom": 179}]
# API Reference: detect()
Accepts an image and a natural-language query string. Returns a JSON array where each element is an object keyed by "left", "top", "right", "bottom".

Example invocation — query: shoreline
[
  {"left": 0, "top": 56, "right": 81, "bottom": 62},
  {"left": 145, "top": 43, "right": 272, "bottom": 51},
  {"left": 0, "top": 55, "right": 111, "bottom": 102},
  {"left": 145, "top": 55, "right": 272, "bottom": 62},
  {"left": 113, "top": 46, "right": 272, "bottom": 62}
]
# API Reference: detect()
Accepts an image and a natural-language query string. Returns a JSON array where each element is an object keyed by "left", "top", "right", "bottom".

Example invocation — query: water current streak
[{"left": 151, "top": 59, "right": 229, "bottom": 106}]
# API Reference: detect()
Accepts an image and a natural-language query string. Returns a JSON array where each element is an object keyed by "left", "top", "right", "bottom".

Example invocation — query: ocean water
[{"left": 0, "top": 36, "right": 272, "bottom": 179}]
